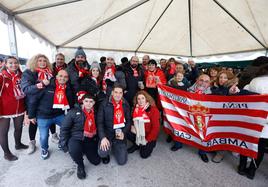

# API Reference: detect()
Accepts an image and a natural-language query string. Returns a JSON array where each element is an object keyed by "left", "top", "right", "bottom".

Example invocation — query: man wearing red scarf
[
  {"left": 60, "top": 93, "right": 101, "bottom": 179},
  {"left": 97, "top": 84, "right": 131, "bottom": 165},
  {"left": 66, "top": 46, "right": 90, "bottom": 94},
  {"left": 30, "top": 70, "right": 74, "bottom": 160}
]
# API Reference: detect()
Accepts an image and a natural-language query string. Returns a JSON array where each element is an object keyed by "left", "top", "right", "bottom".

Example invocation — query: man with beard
[
  {"left": 142, "top": 55, "right": 150, "bottom": 71},
  {"left": 66, "top": 47, "right": 90, "bottom": 94},
  {"left": 171, "top": 74, "right": 211, "bottom": 163},
  {"left": 124, "top": 56, "right": 144, "bottom": 108}
]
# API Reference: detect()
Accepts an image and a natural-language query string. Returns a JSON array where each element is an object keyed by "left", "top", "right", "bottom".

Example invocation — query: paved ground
[{"left": 0, "top": 125, "right": 268, "bottom": 187}]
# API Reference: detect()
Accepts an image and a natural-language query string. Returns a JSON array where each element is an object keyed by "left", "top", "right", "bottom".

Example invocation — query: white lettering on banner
[
  {"left": 173, "top": 129, "right": 191, "bottom": 139},
  {"left": 222, "top": 103, "right": 248, "bottom": 109},
  {"left": 158, "top": 89, "right": 188, "bottom": 104},
  {"left": 207, "top": 138, "right": 248, "bottom": 148}
]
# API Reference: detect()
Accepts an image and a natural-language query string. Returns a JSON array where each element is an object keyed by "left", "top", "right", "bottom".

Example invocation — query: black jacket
[
  {"left": 97, "top": 96, "right": 131, "bottom": 141},
  {"left": 59, "top": 104, "right": 98, "bottom": 148},
  {"left": 52, "top": 62, "right": 67, "bottom": 76},
  {"left": 211, "top": 85, "right": 229, "bottom": 95},
  {"left": 21, "top": 69, "right": 44, "bottom": 117},
  {"left": 123, "top": 63, "right": 144, "bottom": 107},
  {"left": 30, "top": 78, "right": 74, "bottom": 119},
  {"left": 66, "top": 59, "right": 90, "bottom": 94}
]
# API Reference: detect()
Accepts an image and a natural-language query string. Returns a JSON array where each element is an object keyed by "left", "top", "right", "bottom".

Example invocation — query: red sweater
[
  {"left": 0, "top": 71, "right": 25, "bottom": 117},
  {"left": 143, "top": 106, "right": 161, "bottom": 142}
]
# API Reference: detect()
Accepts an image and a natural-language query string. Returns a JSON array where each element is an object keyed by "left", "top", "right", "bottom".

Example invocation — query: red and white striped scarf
[
  {"left": 52, "top": 80, "right": 69, "bottom": 111},
  {"left": 35, "top": 67, "right": 53, "bottom": 81},
  {"left": 83, "top": 108, "right": 97, "bottom": 138},
  {"left": 102, "top": 65, "right": 116, "bottom": 91},
  {"left": 2, "top": 69, "right": 25, "bottom": 99},
  {"left": 132, "top": 103, "right": 150, "bottom": 123},
  {"left": 112, "top": 97, "right": 125, "bottom": 129}
]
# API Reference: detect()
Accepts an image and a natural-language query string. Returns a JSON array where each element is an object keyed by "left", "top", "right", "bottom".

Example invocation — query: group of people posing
[{"left": 0, "top": 47, "right": 267, "bottom": 180}]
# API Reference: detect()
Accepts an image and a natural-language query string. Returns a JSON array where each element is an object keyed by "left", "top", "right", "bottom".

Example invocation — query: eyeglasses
[{"left": 198, "top": 79, "right": 210, "bottom": 84}]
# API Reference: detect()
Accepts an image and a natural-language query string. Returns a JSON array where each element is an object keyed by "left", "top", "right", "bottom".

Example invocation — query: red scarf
[
  {"left": 52, "top": 80, "right": 69, "bottom": 111},
  {"left": 145, "top": 70, "right": 157, "bottom": 88},
  {"left": 102, "top": 65, "right": 116, "bottom": 91},
  {"left": 112, "top": 97, "right": 125, "bottom": 129},
  {"left": 2, "top": 69, "right": 25, "bottom": 99},
  {"left": 54, "top": 64, "right": 65, "bottom": 74},
  {"left": 75, "top": 63, "right": 89, "bottom": 78},
  {"left": 131, "top": 67, "right": 138, "bottom": 77},
  {"left": 132, "top": 103, "right": 150, "bottom": 123},
  {"left": 83, "top": 108, "right": 97, "bottom": 138},
  {"left": 35, "top": 67, "right": 53, "bottom": 81}
]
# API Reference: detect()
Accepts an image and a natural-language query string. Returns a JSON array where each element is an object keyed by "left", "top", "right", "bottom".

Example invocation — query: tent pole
[
  {"left": 60, "top": 0, "right": 150, "bottom": 47},
  {"left": 188, "top": 0, "right": 193, "bottom": 57},
  {"left": 14, "top": 0, "right": 83, "bottom": 15},
  {"left": 213, "top": 0, "right": 267, "bottom": 50},
  {"left": 7, "top": 15, "right": 18, "bottom": 57},
  {"left": 135, "top": 0, "right": 173, "bottom": 53}
]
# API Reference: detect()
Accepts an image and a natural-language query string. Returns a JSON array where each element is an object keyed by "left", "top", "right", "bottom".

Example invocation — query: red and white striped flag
[{"left": 158, "top": 85, "right": 268, "bottom": 158}]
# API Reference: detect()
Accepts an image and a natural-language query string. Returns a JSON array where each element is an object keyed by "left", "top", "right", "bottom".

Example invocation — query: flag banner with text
[{"left": 158, "top": 85, "right": 268, "bottom": 158}]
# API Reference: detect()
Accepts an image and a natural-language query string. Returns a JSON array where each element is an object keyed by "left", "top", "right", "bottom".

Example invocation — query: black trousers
[
  {"left": 0, "top": 115, "right": 24, "bottom": 155},
  {"left": 68, "top": 136, "right": 101, "bottom": 167},
  {"left": 28, "top": 122, "right": 56, "bottom": 141},
  {"left": 239, "top": 138, "right": 268, "bottom": 169},
  {"left": 127, "top": 131, "right": 156, "bottom": 159}
]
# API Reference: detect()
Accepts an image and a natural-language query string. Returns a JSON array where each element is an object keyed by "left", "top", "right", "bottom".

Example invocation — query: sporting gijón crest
[{"left": 187, "top": 102, "right": 212, "bottom": 140}]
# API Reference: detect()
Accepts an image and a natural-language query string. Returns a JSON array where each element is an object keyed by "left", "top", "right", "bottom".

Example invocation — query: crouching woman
[
  {"left": 60, "top": 92, "right": 101, "bottom": 179},
  {"left": 127, "top": 91, "right": 160, "bottom": 158}
]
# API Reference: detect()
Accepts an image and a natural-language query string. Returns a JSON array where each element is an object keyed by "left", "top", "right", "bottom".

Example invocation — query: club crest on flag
[{"left": 188, "top": 102, "right": 212, "bottom": 140}]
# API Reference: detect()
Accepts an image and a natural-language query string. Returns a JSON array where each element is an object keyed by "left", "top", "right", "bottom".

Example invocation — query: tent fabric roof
[{"left": 0, "top": 0, "right": 267, "bottom": 57}]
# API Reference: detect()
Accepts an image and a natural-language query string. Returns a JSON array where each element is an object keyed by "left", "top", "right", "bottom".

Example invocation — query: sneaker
[
  {"left": 4, "top": 153, "right": 18, "bottom": 161},
  {"left": 212, "top": 152, "right": 224, "bottom": 163},
  {"left": 77, "top": 165, "right": 86, "bottom": 179},
  {"left": 41, "top": 149, "right": 49, "bottom": 160},
  {"left": 27, "top": 140, "right": 36, "bottom": 155},
  {"left": 51, "top": 133, "right": 60, "bottom": 144},
  {"left": 15, "top": 143, "right": 29, "bottom": 150}
]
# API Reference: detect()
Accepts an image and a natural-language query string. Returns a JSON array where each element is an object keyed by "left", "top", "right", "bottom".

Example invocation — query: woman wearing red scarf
[
  {"left": 127, "top": 91, "right": 160, "bottom": 158},
  {"left": 21, "top": 54, "right": 58, "bottom": 155},
  {"left": 0, "top": 56, "right": 28, "bottom": 161},
  {"left": 60, "top": 93, "right": 101, "bottom": 179}
]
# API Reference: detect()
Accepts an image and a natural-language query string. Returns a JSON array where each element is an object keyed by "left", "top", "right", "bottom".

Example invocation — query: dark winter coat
[
  {"left": 59, "top": 104, "right": 98, "bottom": 148},
  {"left": 97, "top": 96, "right": 131, "bottom": 141}
]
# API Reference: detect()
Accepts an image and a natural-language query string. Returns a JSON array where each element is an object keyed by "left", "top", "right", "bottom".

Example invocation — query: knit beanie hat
[
  {"left": 90, "top": 61, "right": 101, "bottom": 71},
  {"left": 75, "top": 46, "right": 86, "bottom": 58}
]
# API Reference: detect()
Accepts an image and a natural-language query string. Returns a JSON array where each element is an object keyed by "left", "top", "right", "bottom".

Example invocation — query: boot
[
  {"left": 246, "top": 161, "right": 257, "bottom": 180},
  {"left": 77, "top": 165, "right": 86, "bottom": 179},
  {"left": 51, "top": 133, "right": 60, "bottom": 144},
  {"left": 15, "top": 143, "right": 29, "bottom": 150},
  {"left": 27, "top": 140, "right": 36, "bottom": 155},
  {"left": 4, "top": 153, "right": 18, "bottom": 161},
  {"left": 127, "top": 144, "right": 139, "bottom": 153},
  {"left": 237, "top": 155, "right": 247, "bottom": 175}
]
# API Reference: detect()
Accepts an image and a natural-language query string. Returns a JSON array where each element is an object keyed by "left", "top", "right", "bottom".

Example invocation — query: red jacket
[
  {"left": 143, "top": 106, "right": 161, "bottom": 142},
  {"left": 144, "top": 68, "right": 167, "bottom": 88},
  {"left": 0, "top": 70, "right": 25, "bottom": 117}
]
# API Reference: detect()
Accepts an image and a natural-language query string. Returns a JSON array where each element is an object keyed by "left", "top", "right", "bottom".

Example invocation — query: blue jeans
[
  {"left": 174, "top": 141, "right": 207, "bottom": 155},
  {"left": 37, "top": 115, "right": 64, "bottom": 150}
]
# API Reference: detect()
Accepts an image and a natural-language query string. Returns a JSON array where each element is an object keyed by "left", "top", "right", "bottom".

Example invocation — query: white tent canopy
[{"left": 0, "top": 0, "right": 267, "bottom": 57}]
